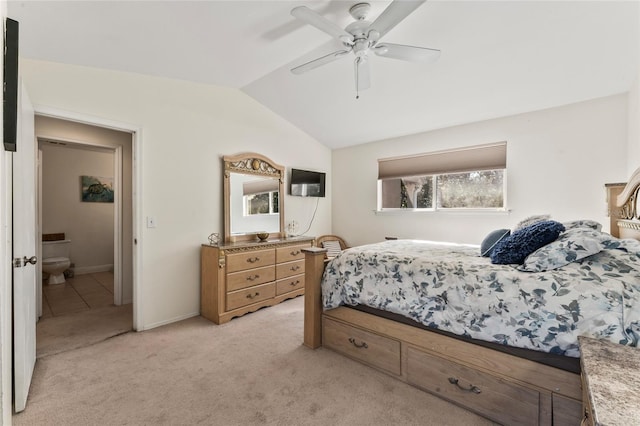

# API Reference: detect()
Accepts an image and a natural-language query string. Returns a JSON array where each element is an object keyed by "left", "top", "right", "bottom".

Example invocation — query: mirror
[{"left": 223, "top": 153, "right": 285, "bottom": 243}]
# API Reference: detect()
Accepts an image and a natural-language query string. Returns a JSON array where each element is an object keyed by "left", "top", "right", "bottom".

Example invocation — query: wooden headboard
[{"left": 607, "top": 167, "right": 640, "bottom": 240}]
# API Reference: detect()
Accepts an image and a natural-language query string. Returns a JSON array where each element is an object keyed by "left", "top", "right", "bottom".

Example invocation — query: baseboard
[
  {"left": 141, "top": 311, "right": 200, "bottom": 331},
  {"left": 74, "top": 264, "right": 114, "bottom": 275}
]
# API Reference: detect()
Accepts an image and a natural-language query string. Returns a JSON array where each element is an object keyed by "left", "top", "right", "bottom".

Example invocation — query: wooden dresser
[{"left": 201, "top": 237, "right": 314, "bottom": 324}]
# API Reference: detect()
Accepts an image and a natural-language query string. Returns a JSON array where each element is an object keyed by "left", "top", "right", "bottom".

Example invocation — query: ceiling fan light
[
  {"left": 374, "top": 44, "right": 389, "bottom": 55},
  {"left": 339, "top": 35, "right": 355, "bottom": 45},
  {"left": 367, "top": 30, "right": 380, "bottom": 44}
]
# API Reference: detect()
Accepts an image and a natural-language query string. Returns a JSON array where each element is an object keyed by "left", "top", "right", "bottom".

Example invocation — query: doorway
[{"left": 34, "top": 115, "right": 136, "bottom": 356}]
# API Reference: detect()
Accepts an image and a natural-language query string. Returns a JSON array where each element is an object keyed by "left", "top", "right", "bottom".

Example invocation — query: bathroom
[{"left": 36, "top": 116, "right": 134, "bottom": 352}]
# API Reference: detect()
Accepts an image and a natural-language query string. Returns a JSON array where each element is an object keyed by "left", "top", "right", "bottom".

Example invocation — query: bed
[{"left": 302, "top": 171, "right": 640, "bottom": 426}]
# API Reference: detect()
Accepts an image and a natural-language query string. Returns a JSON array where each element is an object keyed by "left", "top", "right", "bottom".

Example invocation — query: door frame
[
  {"left": 35, "top": 105, "right": 143, "bottom": 331},
  {"left": 37, "top": 139, "right": 123, "bottom": 307}
]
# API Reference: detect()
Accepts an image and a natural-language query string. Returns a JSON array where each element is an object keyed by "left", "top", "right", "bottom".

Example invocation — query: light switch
[{"left": 146, "top": 216, "right": 156, "bottom": 228}]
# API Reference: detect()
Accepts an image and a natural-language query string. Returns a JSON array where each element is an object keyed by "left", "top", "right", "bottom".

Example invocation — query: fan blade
[
  {"left": 291, "top": 50, "right": 351, "bottom": 75},
  {"left": 291, "top": 6, "right": 354, "bottom": 43},
  {"left": 369, "top": 0, "right": 426, "bottom": 39},
  {"left": 354, "top": 56, "right": 371, "bottom": 94},
  {"left": 373, "top": 43, "right": 440, "bottom": 63}
]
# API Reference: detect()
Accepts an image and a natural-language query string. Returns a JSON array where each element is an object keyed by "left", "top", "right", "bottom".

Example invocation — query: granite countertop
[{"left": 579, "top": 336, "right": 640, "bottom": 425}]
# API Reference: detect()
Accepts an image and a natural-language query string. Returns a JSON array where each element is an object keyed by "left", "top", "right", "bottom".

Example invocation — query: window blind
[{"left": 378, "top": 142, "right": 507, "bottom": 180}]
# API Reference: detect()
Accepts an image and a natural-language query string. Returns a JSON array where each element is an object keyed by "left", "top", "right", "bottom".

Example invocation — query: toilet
[{"left": 42, "top": 239, "right": 71, "bottom": 285}]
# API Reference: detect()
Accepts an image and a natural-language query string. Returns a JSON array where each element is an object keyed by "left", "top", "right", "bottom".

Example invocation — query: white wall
[
  {"left": 20, "top": 59, "right": 332, "bottom": 329},
  {"left": 40, "top": 143, "right": 115, "bottom": 271},
  {"left": 332, "top": 94, "right": 629, "bottom": 247},
  {"left": 628, "top": 73, "right": 640, "bottom": 175}
]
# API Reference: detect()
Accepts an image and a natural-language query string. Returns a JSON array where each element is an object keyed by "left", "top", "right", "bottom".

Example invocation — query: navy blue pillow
[
  {"left": 490, "top": 220, "right": 565, "bottom": 265},
  {"left": 480, "top": 229, "right": 511, "bottom": 257}
]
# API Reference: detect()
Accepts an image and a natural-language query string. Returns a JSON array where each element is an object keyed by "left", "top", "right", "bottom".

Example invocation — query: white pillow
[{"left": 322, "top": 240, "right": 342, "bottom": 258}]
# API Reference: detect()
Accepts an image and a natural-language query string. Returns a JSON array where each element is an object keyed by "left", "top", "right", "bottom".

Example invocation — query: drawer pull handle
[
  {"left": 290, "top": 280, "right": 300, "bottom": 286},
  {"left": 246, "top": 274, "right": 260, "bottom": 281},
  {"left": 348, "top": 337, "right": 368, "bottom": 349},
  {"left": 290, "top": 250, "right": 300, "bottom": 256},
  {"left": 448, "top": 377, "right": 481, "bottom": 394},
  {"left": 246, "top": 292, "right": 260, "bottom": 299},
  {"left": 290, "top": 265, "right": 301, "bottom": 271},
  {"left": 246, "top": 257, "right": 260, "bottom": 263}
]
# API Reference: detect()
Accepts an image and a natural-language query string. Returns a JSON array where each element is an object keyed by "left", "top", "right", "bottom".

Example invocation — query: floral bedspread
[{"left": 321, "top": 240, "right": 640, "bottom": 357}]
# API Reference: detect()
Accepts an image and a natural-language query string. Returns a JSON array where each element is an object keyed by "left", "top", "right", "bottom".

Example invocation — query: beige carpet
[
  {"left": 15, "top": 297, "right": 495, "bottom": 425},
  {"left": 36, "top": 304, "right": 133, "bottom": 358}
]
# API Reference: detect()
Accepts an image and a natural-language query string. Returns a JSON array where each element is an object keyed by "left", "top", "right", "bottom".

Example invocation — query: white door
[{"left": 12, "top": 81, "right": 37, "bottom": 413}]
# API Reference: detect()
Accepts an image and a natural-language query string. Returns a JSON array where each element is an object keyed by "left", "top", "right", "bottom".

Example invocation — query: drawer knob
[
  {"left": 246, "top": 292, "right": 260, "bottom": 299},
  {"left": 290, "top": 250, "right": 300, "bottom": 256},
  {"left": 348, "top": 337, "right": 368, "bottom": 349},
  {"left": 290, "top": 265, "right": 301, "bottom": 271},
  {"left": 290, "top": 280, "right": 300, "bottom": 286},
  {"left": 448, "top": 377, "right": 481, "bottom": 394},
  {"left": 246, "top": 274, "right": 260, "bottom": 281},
  {"left": 246, "top": 257, "right": 260, "bottom": 263}
]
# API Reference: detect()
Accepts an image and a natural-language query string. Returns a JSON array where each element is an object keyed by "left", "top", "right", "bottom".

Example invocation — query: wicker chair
[
  {"left": 316, "top": 235, "right": 349, "bottom": 250},
  {"left": 316, "top": 235, "right": 349, "bottom": 258}
]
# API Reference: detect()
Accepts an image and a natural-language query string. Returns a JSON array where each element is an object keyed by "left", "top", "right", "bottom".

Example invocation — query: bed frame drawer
[
  {"left": 323, "top": 317, "right": 401, "bottom": 376},
  {"left": 226, "top": 282, "right": 276, "bottom": 311},
  {"left": 552, "top": 393, "right": 582, "bottom": 426},
  {"left": 406, "top": 346, "right": 540, "bottom": 426}
]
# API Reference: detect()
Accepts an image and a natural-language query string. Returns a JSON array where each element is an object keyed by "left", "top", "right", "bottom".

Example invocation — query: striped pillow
[{"left": 322, "top": 240, "right": 342, "bottom": 258}]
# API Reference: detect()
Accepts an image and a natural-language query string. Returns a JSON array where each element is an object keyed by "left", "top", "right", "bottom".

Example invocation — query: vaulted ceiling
[{"left": 8, "top": 1, "right": 640, "bottom": 149}]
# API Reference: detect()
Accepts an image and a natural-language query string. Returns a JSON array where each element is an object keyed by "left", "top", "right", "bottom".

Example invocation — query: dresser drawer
[
  {"left": 323, "top": 317, "right": 401, "bottom": 376},
  {"left": 276, "top": 274, "right": 304, "bottom": 295},
  {"left": 226, "top": 282, "right": 276, "bottom": 311},
  {"left": 406, "top": 346, "right": 539, "bottom": 425},
  {"left": 276, "top": 259, "right": 304, "bottom": 279},
  {"left": 276, "top": 243, "right": 311, "bottom": 263},
  {"left": 227, "top": 265, "right": 275, "bottom": 292},
  {"left": 226, "top": 249, "right": 275, "bottom": 273}
]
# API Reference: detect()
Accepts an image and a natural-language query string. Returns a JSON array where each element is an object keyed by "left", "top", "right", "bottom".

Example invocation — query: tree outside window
[{"left": 381, "top": 169, "right": 505, "bottom": 210}]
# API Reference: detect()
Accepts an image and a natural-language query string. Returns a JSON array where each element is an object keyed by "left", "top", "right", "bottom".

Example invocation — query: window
[
  {"left": 245, "top": 191, "right": 279, "bottom": 215},
  {"left": 378, "top": 143, "right": 506, "bottom": 211},
  {"left": 243, "top": 178, "right": 279, "bottom": 216}
]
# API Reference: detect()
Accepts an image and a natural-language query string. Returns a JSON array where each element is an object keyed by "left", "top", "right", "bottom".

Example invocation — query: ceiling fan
[{"left": 290, "top": 0, "right": 440, "bottom": 98}]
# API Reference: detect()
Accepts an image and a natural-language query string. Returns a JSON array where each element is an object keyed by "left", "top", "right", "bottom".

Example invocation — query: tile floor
[{"left": 42, "top": 271, "right": 115, "bottom": 318}]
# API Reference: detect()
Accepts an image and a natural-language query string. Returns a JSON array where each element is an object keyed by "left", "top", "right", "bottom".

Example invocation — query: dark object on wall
[
  {"left": 290, "top": 168, "right": 326, "bottom": 197},
  {"left": 42, "top": 233, "right": 66, "bottom": 242},
  {"left": 3, "top": 18, "right": 19, "bottom": 152}
]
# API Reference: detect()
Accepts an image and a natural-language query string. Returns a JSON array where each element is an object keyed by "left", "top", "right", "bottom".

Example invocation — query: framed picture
[{"left": 81, "top": 175, "right": 114, "bottom": 203}]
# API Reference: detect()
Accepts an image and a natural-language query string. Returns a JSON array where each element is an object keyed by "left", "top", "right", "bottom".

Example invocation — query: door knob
[
  {"left": 12, "top": 256, "right": 37, "bottom": 268},
  {"left": 23, "top": 256, "right": 37, "bottom": 266}
]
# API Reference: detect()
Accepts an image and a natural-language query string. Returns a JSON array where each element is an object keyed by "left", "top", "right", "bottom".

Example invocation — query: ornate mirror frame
[{"left": 223, "top": 152, "right": 285, "bottom": 243}]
